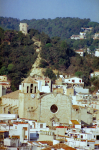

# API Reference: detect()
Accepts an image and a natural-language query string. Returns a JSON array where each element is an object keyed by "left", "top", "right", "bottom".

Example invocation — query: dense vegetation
[
  {"left": 39, "top": 37, "right": 92, "bottom": 87},
  {"left": 66, "top": 38, "right": 99, "bottom": 52},
  {"left": 0, "top": 17, "right": 99, "bottom": 40},
  {"left": 0, "top": 16, "right": 99, "bottom": 92},
  {"left": 0, "top": 28, "right": 38, "bottom": 90}
]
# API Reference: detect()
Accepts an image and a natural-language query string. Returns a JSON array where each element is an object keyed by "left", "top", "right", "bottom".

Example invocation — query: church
[{"left": 0, "top": 76, "right": 92, "bottom": 126}]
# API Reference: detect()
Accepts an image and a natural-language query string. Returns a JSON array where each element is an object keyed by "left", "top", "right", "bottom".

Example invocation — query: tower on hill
[{"left": 19, "top": 23, "right": 28, "bottom": 35}]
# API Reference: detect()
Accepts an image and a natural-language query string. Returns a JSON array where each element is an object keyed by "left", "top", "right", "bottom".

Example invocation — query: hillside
[
  {"left": 30, "top": 37, "right": 45, "bottom": 77},
  {"left": 0, "top": 27, "right": 99, "bottom": 92},
  {"left": 0, "top": 28, "right": 38, "bottom": 90},
  {"left": 0, "top": 17, "right": 99, "bottom": 40}
]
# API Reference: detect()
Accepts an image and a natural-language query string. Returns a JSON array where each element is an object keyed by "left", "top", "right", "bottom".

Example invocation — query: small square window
[
  {"left": 31, "top": 107, "right": 33, "bottom": 109},
  {"left": 40, "top": 124, "right": 43, "bottom": 128}
]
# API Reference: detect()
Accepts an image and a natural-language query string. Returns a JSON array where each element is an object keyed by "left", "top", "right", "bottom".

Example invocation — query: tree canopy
[{"left": 0, "top": 16, "right": 99, "bottom": 40}]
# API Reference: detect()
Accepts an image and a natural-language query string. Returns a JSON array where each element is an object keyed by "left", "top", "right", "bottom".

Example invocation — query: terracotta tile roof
[
  {"left": 0, "top": 81, "right": 10, "bottom": 83},
  {"left": 42, "top": 143, "right": 76, "bottom": 150},
  {"left": 53, "top": 143, "right": 76, "bottom": 150},
  {"left": 87, "top": 140, "right": 95, "bottom": 142},
  {"left": 2, "top": 90, "right": 19, "bottom": 99},
  {"left": 75, "top": 50, "right": 83, "bottom": 52},
  {"left": 22, "top": 76, "right": 38, "bottom": 84},
  {"left": 0, "top": 131, "right": 8, "bottom": 133},
  {"left": 71, "top": 120, "right": 80, "bottom": 125},
  {"left": 38, "top": 141, "right": 53, "bottom": 146},
  {"left": 76, "top": 99, "right": 83, "bottom": 101},
  {"left": 72, "top": 105, "right": 79, "bottom": 109},
  {"left": 13, "top": 122, "right": 28, "bottom": 124},
  {"left": 12, "top": 135, "right": 20, "bottom": 139},
  {"left": 0, "top": 147, "right": 7, "bottom": 149},
  {"left": 56, "top": 126, "right": 68, "bottom": 128},
  {"left": 0, "top": 83, "right": 9, "bottom": 85}
]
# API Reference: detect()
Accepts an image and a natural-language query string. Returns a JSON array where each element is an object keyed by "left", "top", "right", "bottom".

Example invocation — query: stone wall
[{"left": 40, "top": 93, "right": 72, "bottom": 126}]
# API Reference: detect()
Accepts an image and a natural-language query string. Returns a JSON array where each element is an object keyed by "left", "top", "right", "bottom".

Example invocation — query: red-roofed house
[{"left": 75, "top": 49, "right": 84, "bottom": 57}]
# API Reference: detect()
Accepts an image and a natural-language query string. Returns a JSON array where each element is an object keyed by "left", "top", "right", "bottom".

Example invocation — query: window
[
  {"left": 50, "top": 104, "right": 58, "bottom": 113},
  {"left": 0, "top": 135, "right": 3, "bottom": 139},
  {"left": 72, "top": 80, "right": 75, "bottom": 82},
  {"left": 30, "top": 89, "right": 32, "bottom": 93},
  {"left": 15, "top": 126, "right": 17, "bottom": 129},
  {"left": 27, "top": 86, "right": 29, "bottom": 93},
  {"left": 81, "top": 135, "right": 83, "bottom": 138},
  {"left": 40, "top": 124, "right": 43, "bottom": 128},
  {"left": 95, "top": 145, "right": 99, "bottom": 149},
  {"left": 96, "top": 135, "right": 99, "bottom": 140},
  {"left": 31, "top": 107, "right": 33, "bottom": 109},
  {"left": 45, "top": 82, "right": 48, "bottom": 86},
  {"left": 34, "top": 86, "right": 36, "bottom": 93},
  {"left": 93, "top": 117, "right": 96, "bottom": 120}
]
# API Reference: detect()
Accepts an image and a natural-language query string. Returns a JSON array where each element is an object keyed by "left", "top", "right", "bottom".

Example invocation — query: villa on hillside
[
  {"left": 93, "top": 33, "right": 99, "bottom": 40},
  {"left": 75, "top": 49, "right": 84, "bottom": 57},
  {"left": 90, "top": 70, "right": 99, "bottom": 78},
  {"left": 95, "top": 49, "right": 99, "bottom": 57}
]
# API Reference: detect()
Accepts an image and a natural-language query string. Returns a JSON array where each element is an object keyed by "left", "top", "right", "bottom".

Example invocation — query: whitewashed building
[
  {"left": 75, "top": 49, "right": 84, "bottom": 57},
  {"left": 95, "top": 49, "right": 99, "bottom": 57}
]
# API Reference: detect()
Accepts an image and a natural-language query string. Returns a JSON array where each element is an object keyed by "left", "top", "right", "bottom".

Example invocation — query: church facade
[
  {"left": 0, "top": 76, "right": 92, "bottom": 126},
  {"left": 0, "top": 76, "right": 72, "bottom": 125}
]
